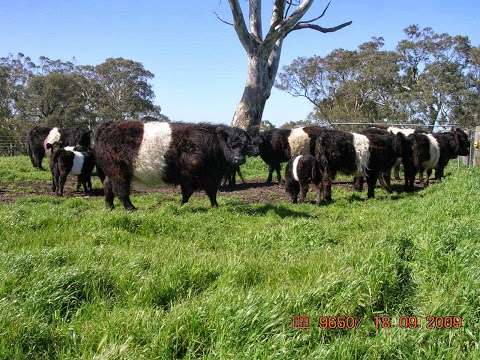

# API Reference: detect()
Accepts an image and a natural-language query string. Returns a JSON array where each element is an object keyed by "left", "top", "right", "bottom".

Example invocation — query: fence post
[{"left": 474, "top": 126, "right": 480, "bottom": 167}]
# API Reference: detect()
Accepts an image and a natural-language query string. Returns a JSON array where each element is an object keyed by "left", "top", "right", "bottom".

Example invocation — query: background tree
[
  {"left": 94, "top": 58, "right": 160, "bottom": 120},
  {"left": 277, "top": 25, "right": 479, "bottom": 128},
  {"left": 219, "top": 0, "right": 351, "bottom": 129}
]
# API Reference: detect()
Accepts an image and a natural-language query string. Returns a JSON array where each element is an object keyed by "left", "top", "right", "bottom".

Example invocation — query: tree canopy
[{"left": 277, "top": 25, "right": 480, "bottom": 128}]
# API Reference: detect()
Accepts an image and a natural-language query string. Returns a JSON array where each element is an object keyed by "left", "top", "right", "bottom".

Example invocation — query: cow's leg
[
  {"left": 354, "top": 176, "right": 364, "bottom": 191},
  {"left": 435, "top": 166, "right": 444, "bottom": 181},
  {"left": 112, "top": 177, "right": 135, "bottom": 211},
  {"left": 320, "top": 171, "right": 332, "bottom": 204},
  {"left": 384, "top": 169, "right": 392, "bottom": 189},
  {"left": 366, "top": 173, "right": 378, "bottom": 199},
  {"left": 379, "top": 173, "right": 392, "bottom": 193},
  {"left": 393, "top": 164, "right": 401, "bottom": 180},
  {"left": 103, "top": 177, "right": 114, "bottom": 209},
  {"left": 404, "top": 166, "right": 415, "bottom": 192},
  {"left": 76, "top": 176, "right": 82, "bottom": 192},
  {"left": 299, "top": 182, "right": 309, "bottom": 203},
  {"left": 206, "top": 186, "right": 219, "bottom": 208},
  {"left": 237, "top": 167, "right": 246, "bottom": 184},
  {"left": 418, "top": 171, "right": 424, "bottom": 183},
  {"left": 87, "top": 176, "right": 92, "bottom": 193},
  {"left": 275, "top": 163, "right": 282, "bottom": 183},
  {"left": 51, "top": 166, "right": 57, "bottom": 193},
  {"left": 180, "top": 183, "right": 194, "bottom": 205},
  {"left": 58, "top": 172, "right": 68, "bottom": 197},
  {"left": 266, "top": 165, "right": 274, "bottom": 184},
  {"left": 425, "top": 169, "right": 432, "bottom": 187}
]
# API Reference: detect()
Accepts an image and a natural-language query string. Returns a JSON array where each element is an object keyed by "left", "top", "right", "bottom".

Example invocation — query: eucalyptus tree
[{"left": 220, "top": 0, "right": 351, "bottom": 129}]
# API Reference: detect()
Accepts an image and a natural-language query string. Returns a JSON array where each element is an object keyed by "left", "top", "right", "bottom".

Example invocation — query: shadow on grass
[
  {"left": 227, "top": 202, "right": 313, "bottom": 218},
  {"left": 220, "top": 181, "right": 280, "bottom": 192}
]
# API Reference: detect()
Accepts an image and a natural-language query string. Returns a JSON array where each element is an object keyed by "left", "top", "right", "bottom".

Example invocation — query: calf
[
  {"left": 285, "top": 154, "right": 319, "bottom": 203},
  {"left": 94, "top": 121, "right": 253, "bottom": 210},
  {"left": 46, "top": 142, "right": 95, "bottom": 196},
  {"left": 314, "top": 130, "right": 404, "bottom": 203},
  {"left": 27, "top": 126, "right": 91, "bottom": 169}
]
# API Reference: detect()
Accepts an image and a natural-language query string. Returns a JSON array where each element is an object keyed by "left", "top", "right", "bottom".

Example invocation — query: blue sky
[{"left": 1, "top": 0, "right": 479, "bottom": 126}]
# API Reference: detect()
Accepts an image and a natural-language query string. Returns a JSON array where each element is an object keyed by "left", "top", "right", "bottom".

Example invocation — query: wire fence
[{"left": 1, "top": 124, "right": 479, "bottom": 166}]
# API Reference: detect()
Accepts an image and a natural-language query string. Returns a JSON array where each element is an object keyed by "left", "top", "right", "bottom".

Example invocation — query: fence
[{"left": 1, "top": 125, "right": 479, "bottom": 166}]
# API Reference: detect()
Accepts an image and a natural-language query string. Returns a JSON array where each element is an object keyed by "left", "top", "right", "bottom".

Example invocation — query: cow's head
[
  {"left": 393, "top": 132, "right": 413, "bottom": 160},
  {"left": 216, "top": 126, "right": 250, "bottom": 166},
  {"left": 245, "top": 127, "right": 261, "bottom": 156},
  {"left": 452, "top": 127, "right": 470, "bottom": 156}
]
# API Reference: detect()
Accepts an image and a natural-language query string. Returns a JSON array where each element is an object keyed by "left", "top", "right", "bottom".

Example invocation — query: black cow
[
  {"left": 46, "top": 142, "right": 96, "bottom": 196},
  {"left": 27, "top": 126, "right": 91, "bottom": 169},
  {"left": 285, "top": 154, "right": 319, "bottom": 203},
  {"left": 314, "top": 129, "right": 405, "bottom": 203},
  {"left": 94, "top": 120, "right": 255, "bottom": 210},
  {"left": 221, "top": 130, "right": 261, "bottom": 188},
  {"left": 258, "top": 128, "right": 291, "bottom": 184}
]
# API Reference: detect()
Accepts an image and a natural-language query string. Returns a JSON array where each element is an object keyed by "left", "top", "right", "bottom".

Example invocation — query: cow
[
  {"left": 94, "top": 120, "right": 256, "bottom": 210},
  {"left": 46, "top": 142, "right": 95, "bottom": 196},
  {"left": 314, "top": 129, "right": 405, "bottom": 203},
  {"left": 355, "top": 126, "right": 415, "bottom": 192},
  {"left": 406, "top": 132, "right": 441, "bottom": 188},
  {"left": 258, "top": 128, "right": 291, "bottom": 184},
  {"left": 27, "top": 126, "right": 91, "bottom": 170},
  {"left": 425, "top": 128, "right": 470, "bottom": 182},
  {"left": 285, "top": 154, "right": 319, "bottom": 203},
  {"left": 221, "top": 130, "right": 261, "bottom": 188}
]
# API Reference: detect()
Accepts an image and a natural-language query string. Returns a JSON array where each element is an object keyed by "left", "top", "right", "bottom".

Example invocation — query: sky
[{"left": 0, "top": 0, "right": 479, "bottom": 126}]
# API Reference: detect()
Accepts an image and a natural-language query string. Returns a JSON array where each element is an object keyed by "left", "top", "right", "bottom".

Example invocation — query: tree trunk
[{"left": 232, "top": 54, "right": 271, "bottom": 130}]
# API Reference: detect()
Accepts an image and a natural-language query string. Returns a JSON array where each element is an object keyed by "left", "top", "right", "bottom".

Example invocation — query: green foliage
[
  {"left": 277, "top": 25, "right": 480, "bottom": 128},
  {"left": 0, "top": 155, "right": 479, "bottom": 358}
]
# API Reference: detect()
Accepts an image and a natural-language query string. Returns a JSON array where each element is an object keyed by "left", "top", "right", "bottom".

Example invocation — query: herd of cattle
[{"left": 25, "top": 120, "right": 470, "bottom": 210}]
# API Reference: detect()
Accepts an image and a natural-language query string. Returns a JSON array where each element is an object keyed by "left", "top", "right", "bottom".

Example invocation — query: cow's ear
[{"left": 46, "top": 143, "right": 53, "bottom": 150}]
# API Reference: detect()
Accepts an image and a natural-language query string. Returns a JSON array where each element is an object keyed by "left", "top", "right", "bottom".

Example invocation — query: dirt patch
[{"left": 0, "top": 177, "right": 425, "bottom": 205}]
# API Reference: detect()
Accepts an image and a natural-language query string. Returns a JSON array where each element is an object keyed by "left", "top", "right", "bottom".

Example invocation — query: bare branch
[
  {"left": 213, "top": 11, "right": 234, "bottom": 26},
  {"left": 284, "top": 0, "right": 295, "bottom": 19},
  {"left": 289, "top": 20, "right": 352, "bottom": 34},
  {"left": 249, "top": 0, "right": 262, "bottom": 40},
  {"left": 228, "top": 0, "right": 256, "bottom": 52},
  {"left": 297, "top": 1, "right": 330, "bottom": 24},
  {"left": 264, "top": 0, "right": 315, "bottom": 49}
]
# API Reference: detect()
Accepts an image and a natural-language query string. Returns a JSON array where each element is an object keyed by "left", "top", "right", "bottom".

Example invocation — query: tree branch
[
  {"left": 270, "top": 0, "right": 286, "bottom": 29},
  {"left": 228, "top": 0, "right": 256, "bottom": 52},
  {"left": 249, "top": 0, "right": 262, "bottom": 40},
  {"left": 264, "top": 0, "right": 315, "bottom": 50},
  {"left": 213, "top": 11, "right": 234, "bottom": 26},
  {"left": 297, "top": 1, "right": 330, "bottom": 24},
  {"left": 289, "top": 20, "right": 352, "bottom": 34}
]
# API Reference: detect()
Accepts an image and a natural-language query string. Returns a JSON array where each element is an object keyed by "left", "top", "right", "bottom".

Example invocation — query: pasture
[{"left": 0, "top": 155, "right": 479, "bottom": 359}]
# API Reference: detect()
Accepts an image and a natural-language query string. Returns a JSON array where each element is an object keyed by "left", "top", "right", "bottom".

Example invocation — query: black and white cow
[
  {"left": 432, "top": 128, "right": 470, "bottom": 180},
  {"left": 94, "top": 120, "right": 256, "bottom": 210},
  {"left": 285, "top": 154, "right": 319, "bottom": 203},
  {"left": 314, "top": 129, "right": 404, "bottom": 203},
  {"left": 27, "top": 126, "right": 91, "bottom": 169},
  {"left": 46, "top": 142, "right": 96, "bottom": 196},
  {"left": 407, "top": 132, "right": 441, "bottom": 188}
]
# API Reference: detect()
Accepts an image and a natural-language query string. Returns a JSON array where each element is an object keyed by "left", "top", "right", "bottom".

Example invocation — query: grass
[{"left": 0, "top": 156, "right": 479, "bottom": 359}]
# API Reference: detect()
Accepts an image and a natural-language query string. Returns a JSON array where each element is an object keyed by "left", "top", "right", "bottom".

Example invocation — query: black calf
[
  {"left": 46, "top": 142, "right": 95, "bottom": 196},
  {"left": 285, "top": 155, "right": 319, "bottom": 203}
]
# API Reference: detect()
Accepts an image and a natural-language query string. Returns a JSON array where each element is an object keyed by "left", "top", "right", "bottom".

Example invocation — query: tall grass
[{"left": 0, "top": 156, "right": 479, "bottom": 359}]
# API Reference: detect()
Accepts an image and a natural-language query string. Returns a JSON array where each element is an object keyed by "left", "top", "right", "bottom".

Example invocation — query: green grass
[{"left": 0, "top": 156, "right": 479, "bottom": 359}]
